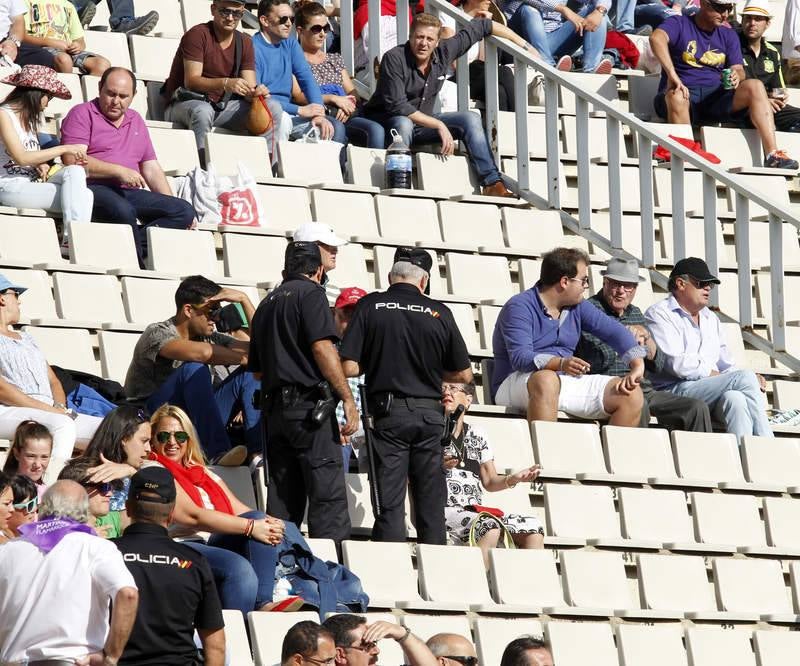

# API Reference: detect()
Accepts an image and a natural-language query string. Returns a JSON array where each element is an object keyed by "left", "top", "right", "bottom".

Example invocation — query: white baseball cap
[
  {"left": 741, "top": 0, "right": 772, "bottom": 16},
  {"left": 293, "top": 222, "right": 348, "bottom": 247}
]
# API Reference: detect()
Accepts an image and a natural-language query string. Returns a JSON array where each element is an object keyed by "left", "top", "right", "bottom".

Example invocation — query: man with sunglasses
[
  {"left": 163, "top": 0, "right": 283, "bottom": 164},
  {"left": 492, "top": 247, "right": 646, "bottom": 426},
  {"left": 646, "top": 257, "right": 773, "bottom": 439},
  {"left": 426, "top": 633, "right": 479, "bottom": 666},
  {"left": 254, "top": 0, "right": 340, "bottom": 147},
  {"left": 649, "top": 0, "right": 798, "bottom": 169},
  {"left": 575, "top": 257, "right": 712, "bottom": 432}
]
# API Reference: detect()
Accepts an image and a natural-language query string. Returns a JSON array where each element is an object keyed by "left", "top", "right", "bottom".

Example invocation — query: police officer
[
  {"left": 248, "top": 241, "right": 358, "bottom": 543},
  {"left": 113, "top": 467, "right": 225, "bottom": 666},
  {"left": 339, "top": 248, "right": 473, "bottom": 544}
]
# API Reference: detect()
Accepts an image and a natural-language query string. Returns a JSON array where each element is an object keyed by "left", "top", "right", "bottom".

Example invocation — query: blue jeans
[
  {"left": 88, "top": 185, "right": 194, "bottom": 268},
  {"left": 67, "top": 0, "right": 135, "bottom": 28},
  {"left": 345, "top": 116, "right": 385, "bottom": 149},
  {"left": 612, "top": 0, "right": 637, "bottom": 32},
  {"left": 509, "top": 4, "right": 608, "bottom": 72},
  {"left": 669, "top": 369, "right": 773, "bottom": 439},
  {"left": 147, "top": 364, "right": 262, "bottom": 458},
  {"left": 184, "top": 510, "right": 279, "bottom": 614},
  {"left": 382, "top": 111, "right": 501, "bottom": 186}
]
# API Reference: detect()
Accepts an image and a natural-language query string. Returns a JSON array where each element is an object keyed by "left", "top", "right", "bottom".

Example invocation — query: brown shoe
[{"left": 481, "top": 180, "right": 516, "bottom": 198}]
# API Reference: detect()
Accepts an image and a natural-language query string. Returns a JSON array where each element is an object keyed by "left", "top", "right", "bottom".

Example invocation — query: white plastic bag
[
  {"left": 217, "top": 162, "right": 265, "bottom": 227},
  {"left": 176, "top": 164, "right": 221, "bottom": 225}
]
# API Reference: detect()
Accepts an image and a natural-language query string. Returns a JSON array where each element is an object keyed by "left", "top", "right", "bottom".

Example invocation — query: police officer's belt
[{"left": 370, "top": 396, "right": 443, "bottom": 412}]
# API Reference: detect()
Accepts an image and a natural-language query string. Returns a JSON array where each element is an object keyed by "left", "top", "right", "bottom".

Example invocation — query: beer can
[{"left": 721, "top": 68, "right": 734, "bottom": 90}]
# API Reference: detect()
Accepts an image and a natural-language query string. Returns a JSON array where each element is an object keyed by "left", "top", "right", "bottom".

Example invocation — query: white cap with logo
[{"left": 292, "top": 222, "right": 348, "bottom": 247}]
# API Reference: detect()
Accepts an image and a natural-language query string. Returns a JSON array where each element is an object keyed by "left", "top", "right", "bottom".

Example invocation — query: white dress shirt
[{"left": 645, "top": 294, "right": 735, "bottom": 389}]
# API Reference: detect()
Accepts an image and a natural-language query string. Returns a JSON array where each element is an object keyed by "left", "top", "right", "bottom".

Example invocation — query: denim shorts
[
  {"left": 43, "top": 47, "right": 97, "bottom": 74},
  {"left": 654, "top": 84, "right": 748, "bottom": 124}
]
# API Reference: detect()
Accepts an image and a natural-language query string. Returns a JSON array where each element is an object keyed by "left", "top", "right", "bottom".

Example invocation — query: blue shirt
[
  {"left": 253, "top": 32, "right": 323, "bottom": 114},
  {"left": 490, "top": 284, "right": 643, "bottom": 398}
]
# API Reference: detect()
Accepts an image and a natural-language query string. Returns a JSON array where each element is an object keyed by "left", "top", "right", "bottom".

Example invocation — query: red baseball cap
[{"left": 335, "top": 287, "right": 367, "bottom": 309}]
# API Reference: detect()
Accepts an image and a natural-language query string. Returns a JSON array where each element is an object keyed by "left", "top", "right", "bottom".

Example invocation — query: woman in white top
[{"left": 0, "top": 65, "right": 92, "bottom": 251}]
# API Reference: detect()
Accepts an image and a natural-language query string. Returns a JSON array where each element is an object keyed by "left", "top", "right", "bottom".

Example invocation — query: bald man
[
  {"left": 426, "top": 633, "right": 478, "bottom": 666},
  {"left": 500, "top": 636, "right": 554, "bottom": 666}
]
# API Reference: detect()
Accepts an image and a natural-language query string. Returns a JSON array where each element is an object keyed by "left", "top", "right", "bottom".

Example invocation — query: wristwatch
[{"left": 3, "top": 37, "right": 20, "bottom": 48}]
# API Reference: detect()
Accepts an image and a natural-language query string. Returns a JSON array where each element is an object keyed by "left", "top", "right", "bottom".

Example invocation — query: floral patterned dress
[{"left": 445, "top": 422, "right": 544, "bottom": 544}]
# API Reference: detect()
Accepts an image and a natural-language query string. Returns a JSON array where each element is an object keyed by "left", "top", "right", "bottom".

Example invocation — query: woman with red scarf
[{"left": 147, "top": 404, "right": 300, "bottom": 615}]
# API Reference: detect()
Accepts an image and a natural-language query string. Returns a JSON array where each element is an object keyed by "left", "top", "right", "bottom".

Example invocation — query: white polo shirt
[
  {"left": 0, "top": 532, "right": 136, "bottom": 664},
  {"left": 0, "top": 0, "right": 25, "bottom": 42}
]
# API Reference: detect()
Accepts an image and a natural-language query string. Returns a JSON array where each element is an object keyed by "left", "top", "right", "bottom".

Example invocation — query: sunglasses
[
  {"left": 2, "top": 289, "right": 20, "bottom": 298},
  {"left": 156, "top": 430, "right": 190, "bottom": 445},
  {"left": 277, "top": 15, "right": 295, "bottom": 24},
  {"left": 446, "top": 657, "right": 478, "bottom": 666},
  {"left": 684, "top": 276, "right": 717, "bottom": 290},
  {"left": 306, "top": 23, "right": 331, "bottom": 34},
  {"left": 217, "top": 7, "right": 245, "bottom": 18},
  {"left": 84, "top": 481, "right": 114, "bottom": 495},
  {"left": 13, "top": 496, "right": 38, "bottom": 513},
  {"left": 707, "top": 1, "right": 732, "bottom": 12}
]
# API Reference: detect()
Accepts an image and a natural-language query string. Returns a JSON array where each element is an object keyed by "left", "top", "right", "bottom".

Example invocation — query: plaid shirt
[
  {"left": 575, "top": 292, "right": 665, "bottom": 393},
  {"left": 336, "top": 376, "right": 363, "bottom": 428}
]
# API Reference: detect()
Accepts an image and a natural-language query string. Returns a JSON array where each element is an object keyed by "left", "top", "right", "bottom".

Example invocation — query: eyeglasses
[
  {"left": 2, "top": 289, "right": 20, "bottom": 298},
  {"left": 707, "top": 0, "right": 732, "bottom": 13},
  {"left": 276, "top": 14, "right": 295, "bottom": 24},
  {"left": 302, "top": 657, "right": 335, "bottom": 665},
  {"left": 606, "top": 278, "right": 638, "bottom": 292},
  {"left": 445, "top": 657, "right": 478, "bottom": 666},
  {"left": 683, "top": 276, "right": 717, "bottom": 290},
  {"left": 13, "top": 496, "right": 38, "bottom": 514},
  {"left": 217, "top": 7, "right": 245, "bottom": 18},
  {"left": 156, "top": 430, "right": 190, "bottom": 445},
  {"left": 306, "top": 23, "right": 331, "bottom": 34},
  {"left": 568, "top": 276, "right": 591, "bottom": 287},
  {"left": 442, "top": 384, "right": 467, "bottom": 395},
  {"left": 84, "top": 481, "right": 114, "bottom": 495},
  {"left": 345, "top": 641, "right": 378, "bottom": 653}
]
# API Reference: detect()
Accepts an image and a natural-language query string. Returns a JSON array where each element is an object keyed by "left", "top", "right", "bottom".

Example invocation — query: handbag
[
  {"left": 247, "top": 94, "right": 274, "bottom": 135},
  {"left": 467, "top": 511, "right": 516, "bottom": 549}
]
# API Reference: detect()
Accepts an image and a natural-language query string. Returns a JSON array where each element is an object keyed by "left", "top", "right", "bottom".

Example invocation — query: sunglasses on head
[
  {"left": 277, "top": 15, "right": 295, "bottom": 24},
  {"left": 707, "top": 0, "right": 731, "bottom": 12},
  {"left": 13, "top": 496, "right": 38, "bottom": 513},
  {"left": 217, "top": 7, "right": 244, "bottom": 18},
  {"left": 306, "top": 23, "right": 331, "bottom": 34},
  {"left": 156, "top": 430, "right": 190, "bottom": 445}
]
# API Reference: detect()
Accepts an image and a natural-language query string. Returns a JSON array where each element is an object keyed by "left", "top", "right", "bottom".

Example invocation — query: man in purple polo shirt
[
  {"left": 491, "top": 247, "right": 646, "bottom": 425},
  {"left": 60, "top": 66, "right": 195, "bottom": 267}
]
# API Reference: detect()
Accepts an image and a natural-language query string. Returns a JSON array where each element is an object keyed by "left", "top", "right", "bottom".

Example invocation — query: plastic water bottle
[
  {"left": 385, "top": 129, "right": 412, "bottom": 189},
  {"left": 273, "top": 577, "right": 293, "bottom": 601}
]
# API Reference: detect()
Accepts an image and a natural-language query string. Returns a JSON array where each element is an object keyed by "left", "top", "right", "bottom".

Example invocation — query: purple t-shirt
[
  {"left": 60, "top": 99, "right": 157, "bottom": 186},
  {"left": 657, "top": 14, "right": 743, "bottom": 91}
]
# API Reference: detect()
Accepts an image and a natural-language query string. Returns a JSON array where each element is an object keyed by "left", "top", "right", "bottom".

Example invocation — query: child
[
  {"left": 23, "top": 0, "right": 110, "bottom": 75},
  {"left": 2, "top": 420, "right": 52, "bottom": 499}
]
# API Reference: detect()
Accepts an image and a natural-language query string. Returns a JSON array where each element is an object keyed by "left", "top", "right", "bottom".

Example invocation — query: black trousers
[
  {"left": 641, "top": 387, "right": 713, "bottom": 432},
  {"left": 370, "top": 403, "right": 447, "bottom": 544},
  {"left": 468, "top": 61, "right": 516, "bottom": 112},
  {"left": 265, "top": 399, "right": 350, "bottom": 543}
]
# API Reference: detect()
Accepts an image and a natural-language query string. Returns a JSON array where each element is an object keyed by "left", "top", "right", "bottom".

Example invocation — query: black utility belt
[
  {"left": 269, "top": 382, "right": 337, "bottom": 428},
  {"left": 368, "top": 392, "right": 442, "bottom": 417}
]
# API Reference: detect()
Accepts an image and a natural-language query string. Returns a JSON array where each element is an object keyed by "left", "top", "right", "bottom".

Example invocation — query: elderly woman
[
  {"left": 442, "top": 381, "right": 544, "bottom": 566},
  {"left": 0, "top": 274, "right": 103, "bottom": 481},
  {"left": 3, "top": 475, "right": 38, "bottom": 539}
]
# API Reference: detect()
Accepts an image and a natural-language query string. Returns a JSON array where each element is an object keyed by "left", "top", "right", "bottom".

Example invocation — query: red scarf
[{"left": 151, "top": 453, "right": 234, "bottom": 515}]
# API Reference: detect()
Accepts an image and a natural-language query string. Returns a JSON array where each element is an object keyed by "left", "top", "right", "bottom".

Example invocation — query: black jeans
[
  {"left": 641, "top": 387, "right": 713, "bottom": 432},
  {"left": 371, "top": 402, "right": 447, "bottom": 545},
  {"left": 88, "top": 185, "right": 195, "bottom": 268},
  {"left": 265, "top": 399, "right": 351, "bottom": 543}
]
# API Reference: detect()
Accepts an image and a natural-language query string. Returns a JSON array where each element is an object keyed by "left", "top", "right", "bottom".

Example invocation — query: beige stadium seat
[
  {"left": 496, "top": 111, "right": 552, "bottom": 159},
  {"left": 488, "top": 548, "right": 568, "bottom": 613},
  {"left": 712, "top": 557, "right": 798, "bottom": 622},
  {"left": 22, "top": 326, "right": 98, "bottom": 375},
  {"left": 477, "top": 304, "right": 500, "bottom": 350},
  {"left": 399, "top": 614, "right": 472, "bottom": 642},
  {"left": 685, "top": 627, "right": 757, "bottom": 666},
  {"left": 44, "top": 73, "right": 83, "bottom": 119},
  {"left": 248, "top": 611, "right": 319, "bottom": 666},
  {"left": 304, "top": 538, "right": 337, "bottom": 563},
  {"left": 416, "top": 152, "right": 479, "bottom": 198},
  {"left": 222, "top": 235, "right": 286, "bottom": 286},
  {"left": 206, "top": 133, "right": 272, "bottom": 183},
  {"left": 221, "top": 609, "right": 253, "bottom": 666},
  {"left": 372, "top": 246, "right": 446, "bottom": 296},
  {"left": 700, "top": 126, "right": 764, "bottom": 170},
  {"left": 690, "top": 491, "right": 795, "bottom": 556},
  {"left": 445, "top": 302, "right": 483, "bottom": 355},
  {"left": 121, "top": 277, "right": 181, "bottom": 325},
  {"left": 518, "top": 258, "right": 543, "bottom": 292},
  {"left": 438, "top": 201, "right": 505, "bottom": 253},
  {"left": 344, "top": 473, "right": 376, "bottom": 536},
  {"left": 129, "top": 35, "right": 180, "bottom": 80},
  {"left": 342, "top": 540, "right": 451, "bottom": 610},
  {"left": 755, "top": 274, "right": 800, "bottom": 325},
  {"left": 772, "top": 380, "right": 800, "bottom": 410},
  {"left": 790, "top": 561, "right": 800, "bottom": 613},
  {"left": 473, "top": 617, "right": 544, "bottom": 666},
  {"left": 146, "top": 228, "right": 219, "bottom": 277},
  {"left": 531, "top": 421, "right": 628, "bottom": 482},
  {"left": 637, "top": 553, "right": 751, "bottom": 621},
  {"left": 465, "top": 416, "right": 533, "bottom": 472},
  {"left": 754, "top": 630, "right": 800, "bottom": 666},
  {"left": 726, "top": 174, "right": 792, "bottom": 220},
  {"left": 0, "top": 216, "right": 65, "bottom": 267},
  {"left": 278, "top": 141, "right": 373, "bottom": 192},
  {"left": 310, "top": 190, "right": 381, "bottom": 242},
  {"left": 135, "top": 0, "right": 184, "bottom": 36},
  {"left": 68, "top": 223, "right": 152, "bottom": 276},
  {"left": 330, "top": 243, "right": 373, "bottom": 292},
  {"left": 181, "top": 0, "right": 211, "bottom": 30},
  {"left": 97, "top": 330, "right": 140, "bottom": 384},
  {"left": 764, "top": 497, "right": 800, "bottom": 550},
  {"left": 658, "top": 216, "right": 730, "bottom": 265},
  {"left": 545, "top": 620, "right": 619, "bottom": 666},
  {"left": 374, "top": 195, "right": 441, "bottom": 245},
  {"left": 543, "top": 484, "right": 655, "bottom": 549},
  {"left": 501, "top": 208, "right": 570, "bottom": 256},
  {"left": 1, "top": 269, "right": 58, "bottom": 325},
  {"left": 346, "top": 144, "right": 386, "bottom": 188},
  {"left": 148, "top": 127, "right": 200, "bottom": 176},
  {"left": 83, "top": 31, "right": 132, "bottom": 69},
  {"left": 561, "top": 115, "right": 630, "bottom": 162},
  {"left": 616, "top": 623, "right": 688, "bottom": 666},
  {"left": 671, "top": 431, "right": 764, "bottom": 491},
  {"left": 256, "top": 184, "right": 311, "bottom": 231},
  {"left": 557, "top": 72, "right": 619, "bottom": 114},
  {"left": 501, "top": 158, "right": 568, "bottom": 203},
  {"left": 741, "top": 435, "right": 800, "bottom": 490},
  {"left": 52, "top": 272, "right": 132, "bottom": 329},
  {"left": 653, "top": 169, "right": 718, "bottom": 219},
  {"left": 444, "top": 253, "right": 514, "bottom": 304},
  {"left": 617, "top": 487, "right": 721, "bottom": 553},
  {"left": 738, "top": 221, "right": 800, "bottom": 270}
]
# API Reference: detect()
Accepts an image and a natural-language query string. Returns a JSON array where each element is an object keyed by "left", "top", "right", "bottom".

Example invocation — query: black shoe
[
  {"left": 114, "top": 10, "right": 159, "bottom": 35},
  {"left": 79, "top": 0, "right": 97, "bottom": 26}
]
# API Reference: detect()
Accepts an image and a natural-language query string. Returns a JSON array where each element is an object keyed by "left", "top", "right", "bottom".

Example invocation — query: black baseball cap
[
  {"left": 129, "top": 466, "right": 176, "bottom": 504},
  {"left": 284, "top": 240, "right": 322, "bottom": 273},
  {"left": 669, "top": 257, "right": 720, "bottom": 284},
  {"left": 393, "top": 247, "right": 433, "bottom": 294}
]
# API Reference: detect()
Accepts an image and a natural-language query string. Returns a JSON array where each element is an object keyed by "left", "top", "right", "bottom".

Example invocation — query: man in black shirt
[
  {"left": 364, "top": 13, "right": 532, "bottom": 198},
  {"left": 114, "top": 467, "right": 225, "bottom": 666},
  {"left": 248, "top": 241, "right": 357, "bottom": 542},
  {"left": 340, "top": 247, "right": 473, "bottom": 544}
]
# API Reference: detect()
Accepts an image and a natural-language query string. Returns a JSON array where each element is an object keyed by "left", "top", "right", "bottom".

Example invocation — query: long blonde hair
[{"left": 149, "top": 404, "right": 207, "bottom": 468}]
